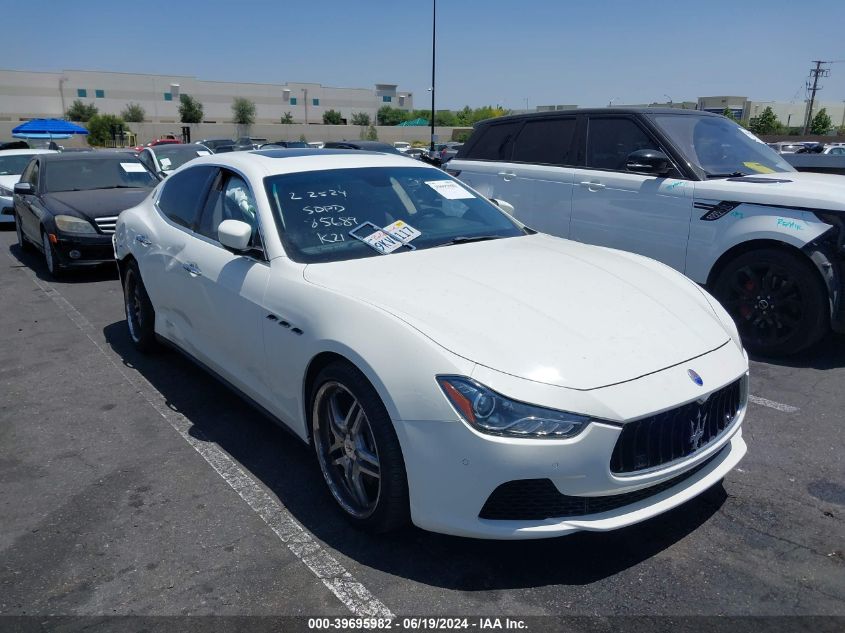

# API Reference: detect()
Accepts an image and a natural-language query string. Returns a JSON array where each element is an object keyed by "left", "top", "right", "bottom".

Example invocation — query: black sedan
[{"left": 13, "top": 152, "right": 159, "bottom": 277}]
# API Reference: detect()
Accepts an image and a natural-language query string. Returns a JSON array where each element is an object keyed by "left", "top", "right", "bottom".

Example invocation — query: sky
[{"left": 3, "top": 0, "right": 845, "bottom": 110}]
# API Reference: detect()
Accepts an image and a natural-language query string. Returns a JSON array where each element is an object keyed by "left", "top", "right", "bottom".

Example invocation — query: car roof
[
  {"left": 0, "top": 149, "right": 57, "bottom": 157},
  {"left": 477, "top": 107, "right": 722, "bottom": 126}
]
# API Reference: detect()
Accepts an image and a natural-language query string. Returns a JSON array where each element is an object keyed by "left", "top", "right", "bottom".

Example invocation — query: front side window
[
  {"left": 264, "top": 166, "right": 524, "bottom": 263},
  {"left": 157, "top": 165, "right": 216, "bottom": 229},
  {"left": 198, "top": 171, "right": 261, "bottom": 248},
  {"left": 512, "top": 118, "right": 576, "bottom": 165},
  {"left": 586, "top": 117, "right": 660, "bottom": 171},
  {"left": 650, "top": 113, "right": 794, "bottom": 177},
  {"left": 44, "top": 159, "right": 158, "bottom": 193},
  {"left": 464, "top": 122, "right": 520, "bottom": 161}
]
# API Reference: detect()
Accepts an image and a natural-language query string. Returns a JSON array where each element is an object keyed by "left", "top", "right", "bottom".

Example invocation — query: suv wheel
[{"left": 713, "top": 248, "right": 828, "bottom": 356}]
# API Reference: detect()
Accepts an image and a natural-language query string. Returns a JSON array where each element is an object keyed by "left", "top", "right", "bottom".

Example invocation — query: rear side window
[
  {"left": 586, "top": 117, "right": 660, "bottom": 171},
  {"left": 157, "top": 165, "right": 217, "bottom": 229},
  {"left": 463, "top": 122, "right": 520, "bottom": 161},
  {"left": 512, "top": 118, "right": 576, "bottom": 165}
]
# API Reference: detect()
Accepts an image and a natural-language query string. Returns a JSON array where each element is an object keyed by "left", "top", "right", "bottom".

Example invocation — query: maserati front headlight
[
  {"left": 54, "top": 214, "right": 96, "bottom": 234},
  {"left": 436, "top": 376, "right": 592, "bottom": 439}
]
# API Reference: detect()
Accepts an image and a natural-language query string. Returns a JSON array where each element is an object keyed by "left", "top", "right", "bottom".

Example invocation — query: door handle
[
  {"left": 135, "top": 234, "right": 152, "bottom": 247},
  {"left": 579, "top": 181, "right": 606, "bottom": 191},
  {"left": 182, "top": 262, "right": 202, "bottom": 276},
  {"left": 497, "top": 171, "right": 516, "bottom": 181}
]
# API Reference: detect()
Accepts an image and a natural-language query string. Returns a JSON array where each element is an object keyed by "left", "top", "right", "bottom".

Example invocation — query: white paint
[
  {"left": 6, "top": 254, "right": 393, "bottom": 618},
  {"left": 748, "top": 394, "right": 799, "bottom": 413}
]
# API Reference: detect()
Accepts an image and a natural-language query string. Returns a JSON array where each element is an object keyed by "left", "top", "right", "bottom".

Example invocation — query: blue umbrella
[{"left": 12, "top": 118, "right": 89, "bottom": 139}]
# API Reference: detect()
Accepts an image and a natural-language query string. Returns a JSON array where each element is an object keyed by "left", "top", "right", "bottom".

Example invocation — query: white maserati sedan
[{"left": 113, "top": 148, "right": 749, "bottom": 539}]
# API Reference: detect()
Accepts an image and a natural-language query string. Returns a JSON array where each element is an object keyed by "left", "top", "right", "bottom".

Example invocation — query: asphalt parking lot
[{"left": 1, "top": 227, "right": 843, "bottom": 620}]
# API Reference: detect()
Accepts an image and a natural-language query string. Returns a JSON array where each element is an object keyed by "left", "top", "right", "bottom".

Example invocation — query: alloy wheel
[
  {"left": 42, "top": 232, "right": 55, "bottom": 275},
  {"left": 313, "top": 381, "right": 382, "bottom": 518}
]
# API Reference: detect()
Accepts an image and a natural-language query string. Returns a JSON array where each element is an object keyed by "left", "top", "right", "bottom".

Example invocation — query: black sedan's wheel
[
  {"left": 311, "top": 361, "right": 409, "bottom": 533},
  {"left": 123, "top": 261, "right": 158, "bottom": 352},
  {"left": 713, "top": 248, "right": 828, "bottom": 356},
  {"left": 15, "top": 213, "right": 32, "bottom": 252},
  {"left": 41, "top": 231, "right": 62, "bottom": 278}
]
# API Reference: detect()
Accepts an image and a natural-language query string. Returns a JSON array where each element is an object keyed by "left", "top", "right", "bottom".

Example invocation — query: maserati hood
[
  {"left": 42, "top": 189, "right": 151, "bottom": 219},
  {"left": 695, "top": 170, "right": 845, "bottom": 212},
  {"left": 303, "top": 234, "right": 731, "bottom": 390}
]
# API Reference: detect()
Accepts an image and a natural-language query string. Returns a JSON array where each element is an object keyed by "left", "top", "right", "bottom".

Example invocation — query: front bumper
[
  {"left": 395, "top": 342, "right": 749, "bottom": 539},
  {"left": 51, "top": 232, "right": 115, "bottom": 267}
]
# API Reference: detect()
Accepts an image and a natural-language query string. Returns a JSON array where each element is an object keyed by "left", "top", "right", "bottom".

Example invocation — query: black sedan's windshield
[
  {"left": 155, "top": 145, "right": 210, "bottom": 172},
  {"left": 650, "top": 113, "right": 795, "bottom": 177},
  {"left": 44, "top": 158, "right": 159, "bottom": 192},
  {"left": 265, "top": 166, "right": 525, "bottom": 263}
]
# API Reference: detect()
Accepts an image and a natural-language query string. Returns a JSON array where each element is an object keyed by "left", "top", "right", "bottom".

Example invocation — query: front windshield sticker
[
  {"left": 196, "top": 150, "right": 211, "bottom": 156},
  {"left": 120, "top": 162, "right": 147, "bottom": 173},
  {"left": 743, "top": 161, "right": 776, "bottom": 174},
  {"left": 349, "top": 220, "right": 420, "bottom": 255},
  {"left": 425, "top": 179, "right": 474, "bottom": 200},
  {"left": 159, "top": 157, "right": 172, "bottom": 169},
  {"left": 738, "top": 127, "right": 766, "bottom": 145}
]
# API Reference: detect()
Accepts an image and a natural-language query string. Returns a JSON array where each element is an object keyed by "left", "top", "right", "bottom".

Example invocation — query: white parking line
[
  {"left": 748, "top": 394, "right": 799, "bottom": 413},
  {"left": 8, "top": 257, "right": 393, "bottom": 618}
]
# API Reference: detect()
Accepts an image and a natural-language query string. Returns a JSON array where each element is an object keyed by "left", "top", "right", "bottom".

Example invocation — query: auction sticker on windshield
[
  {"left": 426, "top": 180, "right": 474, "bottom": 199},
  {"left": 351, "top": 220, "right": 421, "bottom": 255},
  {"left": 120, "top": 162, "right": 147, "bottom": 173}
]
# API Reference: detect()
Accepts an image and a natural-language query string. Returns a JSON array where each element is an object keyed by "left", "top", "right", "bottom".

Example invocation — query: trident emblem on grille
[{"left": 689, "top": 410, "right": 707, "bottom": 450}]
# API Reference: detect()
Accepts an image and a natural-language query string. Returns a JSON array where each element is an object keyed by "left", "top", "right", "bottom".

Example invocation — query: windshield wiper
[
  {"left": 704, "top": 171, "right": 748, "bottom": 179},
  {"left": 433, "top": 235, "right": 502, "bottom": 248},
  {"left": 88, "top": 185, "right": 140, "bottom": 190}
]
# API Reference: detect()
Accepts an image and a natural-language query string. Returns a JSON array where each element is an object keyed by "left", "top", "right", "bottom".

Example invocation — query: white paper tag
[
  {"left": 361, "top": 229, "right": 404, "bottom": 254},
  {"left": 739, "top": 127, "right": 766, "bottom": 145},
  {"left": 383, "top": 220, "right": 421, "bottom": 243},
  {"left": 196, "top": 150, "right": 210, "bottom": 156},
  {"left": 160, "top": 157, "right": 172, "bottom": 168},
  {"left": 120, "top": 162, "right": 147, "bottom": 173},
  {"left": 425, "top": 179, "right": 474, "bottom": 199}
]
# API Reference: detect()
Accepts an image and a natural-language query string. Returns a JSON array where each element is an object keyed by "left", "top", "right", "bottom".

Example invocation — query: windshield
[
  {"left": 156, "top": 146, "right": 210, "bottom": 172},
  {"left": 650, "top": 113, "right": 795, "bottom": 177},
  {"left": 45, "top": 159, "right": 159, "bottom": 192},
  {"left": 265, "top": 166, "right": 525, "bottom": 263},
  {"left": 0, "top": 154, "right": 37, "bottom": 176}
]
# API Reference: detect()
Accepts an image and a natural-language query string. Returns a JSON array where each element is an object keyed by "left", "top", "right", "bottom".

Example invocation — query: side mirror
[
  {"left": 626, "top": 149, "right": 673, "bottom": 176},
  {"left": 14, "top": 182, "right": 33, "bottom": 195},
  {"left": 489, "top": 198, "right": 515, "bottom": 215},
  {"left": 218, "top": 219, "right": 252, "bottom": 252}
]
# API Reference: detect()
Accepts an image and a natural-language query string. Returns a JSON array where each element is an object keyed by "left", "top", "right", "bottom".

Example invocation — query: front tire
[
  {"left": 123, "top": 261, "right": 158, "bottom": 352},
  {"left": 311, "top": 361, "right": 409, "bottom": 533},
  {"left": 41, "top": 230, "right": 62, "bottom": 278},
  {"left": 15, "top": 213, "right": 32, "bottom": 252},
  {"left": 712, "top": 248, "right": 828, "bottom": 356}
]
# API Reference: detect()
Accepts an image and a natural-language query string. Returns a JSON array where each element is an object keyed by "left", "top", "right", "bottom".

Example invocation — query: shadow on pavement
[
  {"left": 6, "top": 239, "right": 119, "bottom": 284},
  {"left": 103, "top": 319, "right": 727, "bottom": 591},
  {"left": 749, "top": 332, "right": 845, "bottom": 370}
]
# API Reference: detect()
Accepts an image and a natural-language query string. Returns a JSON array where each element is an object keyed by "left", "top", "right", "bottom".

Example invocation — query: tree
[
  {"left": 748, "top": 106, "right": 782, "bottom": 135},
  {"left": 366, "top": 124, "right": 378, "bottom": 141},
  {"left": 322, "top": 109, "right": 343, "bottom": 125},
  {"left": 351, "top": 112, "right": 370, "bottom": 126},
  {"left": 179, "top": 94, "right": 204, "bottom": 124},
  {"left": 66, "top": 99, "right": 98, "bottom": 122},
  {"left": 811, "top": 108, "right": 832, "bottom": 135},
  {"left": 377, "top": 105, "right": 410, "bottom": 126},
  {"left": 231, "top": 97, "right": 256, "bottom": 126},
  {"left": 121, "top": 102, "right": 145, "bottom": 123},
  {"left": 435, "top": 110, "right": 458, "bottom": 126},
  {"left": 280, "top": 112, "right": 294, "bottom": 124},
  {"left": 86, "top": 114, "right": 125, "bottom": 146},
  {"left": 722, "top": 107, "right": 740, "bottom": 123},
  {"left": 299, "top": 133, "right": 307, "bottom": 142}
]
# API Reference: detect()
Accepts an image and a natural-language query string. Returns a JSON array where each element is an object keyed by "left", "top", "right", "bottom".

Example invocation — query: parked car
[
  {"left": 393, "top": 141, "right": 412, "bottom": 152},
  {"left": 323, "top": 140, "right": 405, "bottom": 155},
  {"left": 233, "top": 137, "right": 268, "bottom": 151},
  {"left": 113, "top": 148, "right": 748, "bottom": 539},
  {"left": 821, "top": 145, "right": 845, "bottom": 155},
  {"left": 195, "top": 139, "right": 234, "bottom": 153},
  {"left": 259, "top": 141, "right": 310, "bottom": 149},
  {"left": 0, "top": 149, "right": 57, "bottom": 224},
  {"left": 13, "top": 152, "right": 159, "bottom": 277},
  {"left": 137, "top": 143, "right": 212, "bottom": 177},
  {"left": 450, "top": 108, "right": 845, "bottom": 356},
  {"left": 767, "top": 142, "right": 805, "bottom": 154},
  {"left": 307, "top": 141, "right": 325, "bottom": 149}
]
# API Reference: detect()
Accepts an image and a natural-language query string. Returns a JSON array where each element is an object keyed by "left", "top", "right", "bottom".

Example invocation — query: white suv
[{"left": 449, "top": 108, "right": 845, "bottom": 356}]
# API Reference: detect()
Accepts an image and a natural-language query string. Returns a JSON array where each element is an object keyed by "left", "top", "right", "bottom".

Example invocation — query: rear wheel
[
  {"left": 123, "top": 261, "right": 158, "bottom": 352},
  {"left": 310, "top": 361, "right": 409, "bottom": 533},
  {"left": 15, "top": 213, "right": 32, "bottom": 252},
  {"left": 712, "top": 248, "right": 828, "bottom": 356}
]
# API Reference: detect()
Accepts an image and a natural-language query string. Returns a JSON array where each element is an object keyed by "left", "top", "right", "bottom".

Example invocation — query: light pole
[
  {"left": 664, "top": 94, "right": 673, "bottom": 106},
  {"left": 303, "top": 88, "right": 309, "bottom": 125},
  {"left": 429, "top": 0, "right": 436, "bottom": 155}
]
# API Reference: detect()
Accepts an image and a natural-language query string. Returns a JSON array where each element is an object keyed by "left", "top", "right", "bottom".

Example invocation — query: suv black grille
[
  {"left": 610, "top": 378, "right": 743, "bottom": 474},
  {"left": 479, "top": 451, "right": 719, "bottom": 521}
]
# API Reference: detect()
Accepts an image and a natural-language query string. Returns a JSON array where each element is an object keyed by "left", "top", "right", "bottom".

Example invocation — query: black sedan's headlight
[
  {"left": 54, "top": 214, "right": 97, "bottom": 234},
  {"left": 437, "top": 376, "right": 592, "bottom": 439}
]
